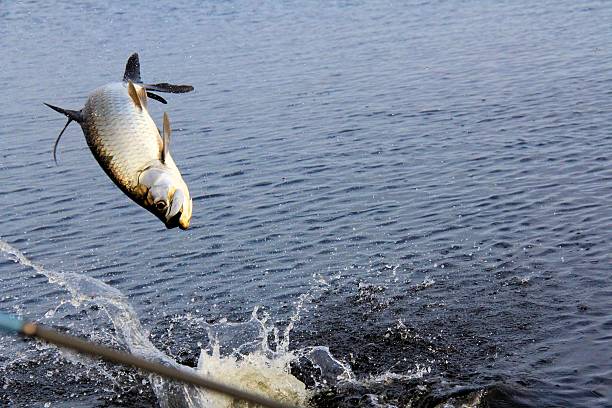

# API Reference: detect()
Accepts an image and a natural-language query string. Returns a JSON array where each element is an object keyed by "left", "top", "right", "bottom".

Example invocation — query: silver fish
[{"left": 45, "top": 53, "right": 194, "bottom": 229}]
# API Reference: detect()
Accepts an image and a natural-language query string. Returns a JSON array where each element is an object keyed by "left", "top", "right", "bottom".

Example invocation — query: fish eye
[{"left": 155, "top": 201, "right": 167, "bottom": 211}]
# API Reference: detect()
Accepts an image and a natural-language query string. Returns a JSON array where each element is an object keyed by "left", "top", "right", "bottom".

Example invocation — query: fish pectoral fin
[
  {"left": 144, "top": 82, "right": 194, "bottom": 94},
  {"left": 127, "top": 80, "right": 148, "bottom": 111},
  {"left": 161, "top": 112, "right": 172, "bottom": 164},
  {"left": 123, "top": 53, "right": 142, "bottom": 83},
  {"left": 146, "top": 92, "right": 167, "bottom": 104}
]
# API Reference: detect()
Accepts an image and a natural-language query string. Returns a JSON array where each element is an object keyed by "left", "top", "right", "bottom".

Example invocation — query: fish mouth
[
  {"left": 164, "top": 213, "right": 180, "bottom": 229},
  {"left": 178, "top": 217, "right": 190, "bottom": 230},
  {"left": 161, "top": 188, "right": 191, "bottom": 230},
  {"left": 164, "top": 211, "right": 190, "bottom": 230},
  {"left": 163, "top": 212, "right": 184, "bottom": 230}
]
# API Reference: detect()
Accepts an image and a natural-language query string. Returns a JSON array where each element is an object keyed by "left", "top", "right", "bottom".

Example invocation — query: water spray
[{"left": 0, "top": 312, "right": 298, "bottom": 408}]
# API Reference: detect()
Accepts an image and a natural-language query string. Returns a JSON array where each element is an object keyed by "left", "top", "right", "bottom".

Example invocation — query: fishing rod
[{"left": 0, "top": 312, "right": 298, "bottom": 408}]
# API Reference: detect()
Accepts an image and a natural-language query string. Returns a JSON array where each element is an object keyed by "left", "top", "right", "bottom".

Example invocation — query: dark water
[{"left": 1, "top": 1, "right": 611, "bottom": 407}]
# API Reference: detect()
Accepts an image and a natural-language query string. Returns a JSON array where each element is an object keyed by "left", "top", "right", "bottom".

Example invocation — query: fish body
[{"left": 45, "top": 54, "right": 194, "bottom": 229}]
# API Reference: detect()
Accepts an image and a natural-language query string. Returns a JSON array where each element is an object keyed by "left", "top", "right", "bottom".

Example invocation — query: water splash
[
  {"left": 0, "top": 239, "right": 352, "bottom": 407},
  {"left": 0, "top": 239, "right": 163, "bottom": 362},
  {"left": 185, "top": 308, "right": 309, "bottom": 407}
]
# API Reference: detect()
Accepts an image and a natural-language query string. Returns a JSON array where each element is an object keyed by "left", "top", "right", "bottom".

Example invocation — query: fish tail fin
[
  {"left": 143, "top": 82, "right": 194, "bottom": 94},
  {"left": 44, "top": 103, "right": 83, "bottom": 164},
  {"left": 122, "top": 52, "right": 194, "bottom": 104},
  {"left": 123, "top": 52, "right": 142, "bottom": 83}
]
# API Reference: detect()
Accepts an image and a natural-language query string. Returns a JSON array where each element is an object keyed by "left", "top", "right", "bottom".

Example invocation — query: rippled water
[{"left": 1, "top": 1, "right": 611, "bottom": 407}]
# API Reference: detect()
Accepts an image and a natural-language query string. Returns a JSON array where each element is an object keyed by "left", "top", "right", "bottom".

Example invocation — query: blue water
[{"left": 1, "top": 1, "right": 611, "bottom": 406}]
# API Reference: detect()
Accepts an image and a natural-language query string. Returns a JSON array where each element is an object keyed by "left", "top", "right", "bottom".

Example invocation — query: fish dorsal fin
[
  {"left": 44, "top": 102, "right": 83, "bottom": 122},
  {"left": 127, "top": 80, "right": 147, "bottom": 111},
  {"left": 161, "top": 112, "right": 171, "bottom": 164},
  {"left": 44, "top": 103, "right": 84, "bottom": 164},
  {"left": 123, "top": 53, "right": 142, "bottom": 83}
]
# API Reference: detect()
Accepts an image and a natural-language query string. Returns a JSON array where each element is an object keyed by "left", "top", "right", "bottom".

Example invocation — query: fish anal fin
[
  {"left": 137, "top": 85, "right": 148, "bottom": 109},
  {"left": 127, "top": 80, "right": 147, "bottom": 111},
  {"left": 161, "top": 112, "right": 171, "bottom": 164}
]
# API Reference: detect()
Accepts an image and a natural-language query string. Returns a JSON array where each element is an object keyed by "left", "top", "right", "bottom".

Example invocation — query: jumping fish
[{"left": 45, "top": 53, "right": 194, "bottom": 229}]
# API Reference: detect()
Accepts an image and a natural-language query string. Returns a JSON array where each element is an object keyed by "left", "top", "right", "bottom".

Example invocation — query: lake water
[{"left": 1, "top": 1, "right": 611, "bottom": 407}]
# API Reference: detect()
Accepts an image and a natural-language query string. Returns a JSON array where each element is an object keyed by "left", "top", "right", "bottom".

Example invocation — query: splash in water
[{"left": 0, "top": 238, "right": 352, "bottom": 407}]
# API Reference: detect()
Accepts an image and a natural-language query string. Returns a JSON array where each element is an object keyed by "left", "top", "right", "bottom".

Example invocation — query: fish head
[{"left": 139, "top": 167, "right": 192, "bottom": 230}]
